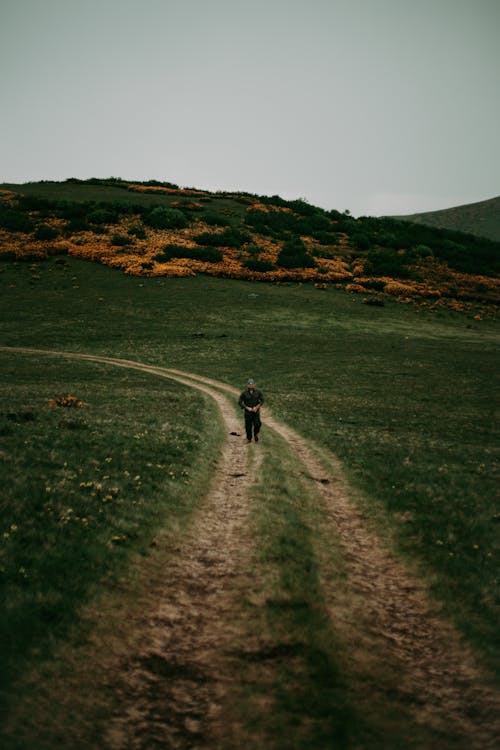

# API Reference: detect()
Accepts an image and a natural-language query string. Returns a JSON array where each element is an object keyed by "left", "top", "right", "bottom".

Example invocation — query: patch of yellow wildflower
[
  {"left": 346, "top": 283, "right": 369, "bottom": 294},
  {"left": 170, "top": 201, "right": 204, "bottom": 211},
  {"left": 127, "top": 184, "right": 208, "bottom": 197},
  {"left": 383, "top": 280, "right": 421, "bottom": 297},
  {"left": 352, "top": 262, "right": 366, "bottom": 277},
  {"left": 0, "top": 189, "right": 18, "bottom": 204},
  {"left": 48, "top": 394, "right": 84, "bottom": 408},
  {"left": 1, "top": 210, "right": 497, "bottom": 314},
  {"left": 246, "top": 202, "right": 294, "bottom": 214}
]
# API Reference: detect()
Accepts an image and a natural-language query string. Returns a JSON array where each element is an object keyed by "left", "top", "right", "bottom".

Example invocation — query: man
[{"left": 238, "top": 378, "right": 264, "bottom": 443}]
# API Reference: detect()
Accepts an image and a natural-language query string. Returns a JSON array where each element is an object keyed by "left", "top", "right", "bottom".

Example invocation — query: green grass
[
  {"left": 227, "top": 432, "right": 443, "bottom": 749},
  {"left": 236, "top": 434, "right": 360, "bottom": 749},
  {"left": 0, "top": 255, "right": 499, "bottom": 721},
  {"left": 0, "top": 180, "right": 250, "bottom": 224},
  {"left": 0, "top": 350, "right": 223, "bottom": 718}
]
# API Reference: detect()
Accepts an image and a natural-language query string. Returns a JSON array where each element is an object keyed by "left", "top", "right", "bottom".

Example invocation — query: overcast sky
[{"left": 1, "top": 0, "right": 498, "bottom": 217}]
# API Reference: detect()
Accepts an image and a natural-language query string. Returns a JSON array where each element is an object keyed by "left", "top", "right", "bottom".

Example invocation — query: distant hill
[
  {"left": 0, "top": 178, "right": 499, "bottom": 312},
  {"left": 394, "top": 196, "right": 500, "bottom": 242}
]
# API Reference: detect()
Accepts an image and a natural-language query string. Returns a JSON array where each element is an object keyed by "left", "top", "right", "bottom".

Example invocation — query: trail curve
[{"left": 1, "top": 346, "right": 499, "bottom": 749}]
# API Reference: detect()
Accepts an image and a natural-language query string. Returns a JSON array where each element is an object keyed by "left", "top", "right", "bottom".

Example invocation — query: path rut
[{"left": 2, "top": 347, "right": 499, "bottom": 749}]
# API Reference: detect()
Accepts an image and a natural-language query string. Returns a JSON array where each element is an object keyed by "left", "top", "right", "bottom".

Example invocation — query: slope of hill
[
  {"left": 1, "top": 178, "right": 499, "bottom": 313},
  {"left": 394, "top": 196, "right": 500, "bottom": 242}
]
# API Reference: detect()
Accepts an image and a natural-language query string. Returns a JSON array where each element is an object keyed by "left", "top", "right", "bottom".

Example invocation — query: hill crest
[
  {"left": 394, "top": 196, "right": 500, "bottom": 242},
  {"left": 0, "top": 178, "right": 499, "bottom": 316}
]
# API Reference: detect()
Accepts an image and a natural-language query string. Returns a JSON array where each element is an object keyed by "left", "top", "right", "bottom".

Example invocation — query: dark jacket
[{"left": 239, "top": 387, "right": 264, "bottom": 410}]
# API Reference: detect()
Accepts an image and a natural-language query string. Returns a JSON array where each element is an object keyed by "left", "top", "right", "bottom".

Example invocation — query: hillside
[
  {"left": 1, "top": 178, "right": 499, "bottom": 314},
  {"left": 395, "top": 196, "right": 500, "bottom": 242}
]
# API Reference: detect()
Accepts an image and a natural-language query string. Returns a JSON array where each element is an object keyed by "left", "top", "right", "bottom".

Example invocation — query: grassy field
[
  {"left": 0, "top": 344, "right": 224, "bottom": 720},
  {"left": 0, "top": 255, "right": 499, "bottom": 741}
]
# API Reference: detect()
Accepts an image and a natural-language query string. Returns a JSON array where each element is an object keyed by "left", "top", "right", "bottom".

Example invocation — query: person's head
[{"left": 247, "top": 378, "right": 255, "bottom": 391}]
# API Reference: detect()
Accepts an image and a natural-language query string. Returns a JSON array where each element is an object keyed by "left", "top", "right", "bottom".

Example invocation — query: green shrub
[
  {"left": 18, "top": 195, "right": 54, "bottom": 212},
  {"left": 245, "top": 209, "right": 300, "bottom": 238},
  {"left": 298, "top": 213, "right": 332, "bottom": 236},
  {"left": 53, "top": 201, "right": 90, "bottom": 222},
  {"left": 110, "top": 234, "right": 133, "bottom": 247},
  {"left": 415, "top": 244, "right": 433, "bottom": 257},
  {"left": 144, "top": 207, "right": 188, "bottom": 230},
  {"left": 86, "top": 208, "right": 117, "bottom": 225},
  {"left": 351, "top": 232, "right": 372, "bottom": 251},
  {"left": 365, "top": 248, "right": 412, "bottom": 278},
  {"left": 243, "top": 258, "right": 276, "bottom": 272},
  {"left": 200, "top": 212, "right": 232, "bottom": 227},
  {"left": 277, "top": 238, "right": 315, "bottom": 269},
  {"left": 313, "top": 231, "right": 340, "bottom": 246},
  {"left": 194, "top": 228, "right": 250, "bottom": 248},
  {"left": 64, "top": 216, "right": 89, "bottom": 233},
  {"left": 153, "top": 245, "right": 223, "bottom": 263},
  {"left": 143, "top": 179, "right": 179, "bottom": 189},
  {"left": 245, "top": 244, "right": 262, "bottom": 257},
  {"left": 0, "top": 207, "right": 33, "bottom": 233},
  {"left": 313, "top": 246, "right": 340, "bottom": 259},
  {"left": 128, "top": 224, "right": 146, "bottom": 239},
  {"left": 34, "top": 224, "right": 59, "bottom": 241},
  {"left": 287, "top": 198, "right": 317, "bottom": 216}
]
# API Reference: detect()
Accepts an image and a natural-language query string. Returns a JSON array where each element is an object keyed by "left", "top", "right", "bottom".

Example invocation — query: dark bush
[
  {"left": 312, "top": 231, "right": 340, "bottom": 246},
  {"left": 200, "top": 212, "right": 232, "bottom": 227},
  {"left": 245, "top": 209, "right": 300, "bottom": 237},
  {"left": 65, "top": 216, "right": 89, "bottom": 233},
  {"left": 34, "top": 224, "right": 59, "bottom": 241},
  {"left": 154, "top": 245, "right": 223, "bottom": 263},
  {"left": 86, "top": 208, "right": 118, "bottom": 225},
  {"left": 194, "top": 228, "right": 250, "bottom": 247},
  {"left": 351, "top": 233, "right": 372, "bottom": 251},
  {"left": 54, "top": 200, "right": 89, "bottom": 220},
  {"left": 0, "top": 206, "right": 33, "bottom": 233},
  {"left": 298, "top": 214, "right": 332, "bottom": 236},
  {"left": 415, "top": 244, "right": 434, "bottom": 257},
  {"left": 143, "top": 179, "right": 179, "bottom": 189},
  {"left": 365, "top": 248, "right": 413, "bottom": 278},
  {"left": 277, "top": 239, "right": 315, "bottom": 269},
  {"left": 287, "top": 199, "right": 317, "bottom": 216},
  {"left": 245, "top": 244, "right": 262, "bottom": 257},
  {"left": 144, "top": 207, "right": 188, "bottom": 229},
  {"left": 243, "top": 258, "right": 276, "bottom": 272},
  {"left": 128, "top": 224, "right": 146, "bottom": 239},
  {"left": 110, "top": 234, "right": 133, "bottom": 247},
  {"left": 18, "top": 195, "right": 54, "bottom": 212},
  {"left": 102, "top": 200, "right": 145, "bottom": 216}
]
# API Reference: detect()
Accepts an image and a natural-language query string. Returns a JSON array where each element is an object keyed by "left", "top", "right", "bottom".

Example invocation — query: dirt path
[
  {"left": 147, "top": 366, "right": 500, "bottom": 749},
  {"left": 103, "top": 384, "right": 258, "bottom": 750},
  {"left": 2, "top": 347, "right": 500, "bottom": 748}
]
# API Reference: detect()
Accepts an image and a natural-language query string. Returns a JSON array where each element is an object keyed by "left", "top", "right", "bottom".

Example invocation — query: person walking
[{"left": 238, "top": 378, "right": 264, "bottom": 443}]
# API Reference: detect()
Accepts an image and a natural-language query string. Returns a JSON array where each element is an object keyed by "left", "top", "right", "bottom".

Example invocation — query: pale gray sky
[{"left": 1, "top": 0, "right": 498, "bottom": 216}]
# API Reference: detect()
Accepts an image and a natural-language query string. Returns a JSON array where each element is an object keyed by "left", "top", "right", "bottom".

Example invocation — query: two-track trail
[{"left": 2, "top": 347, "right": 500, "bottom": 749}]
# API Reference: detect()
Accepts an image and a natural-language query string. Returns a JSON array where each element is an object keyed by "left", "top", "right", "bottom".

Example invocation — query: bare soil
[{"left": 2, "top": 347, "right": 500, "bottom": 749}]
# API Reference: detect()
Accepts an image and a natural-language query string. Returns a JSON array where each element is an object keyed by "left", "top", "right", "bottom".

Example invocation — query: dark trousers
[{"left": 244, "top": 410, "right": 261, "bottom": 440}]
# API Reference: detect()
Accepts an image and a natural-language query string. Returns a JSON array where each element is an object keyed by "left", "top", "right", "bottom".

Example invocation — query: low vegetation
[
  {"left": 0, "top": 350, "right": 222, "bottom": 719},
  {"left": 0, "top": 178, "right": 498, "bottom": 314},
  {"left": 0, "top": 178, "right": 499, "bottom": 744}
]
